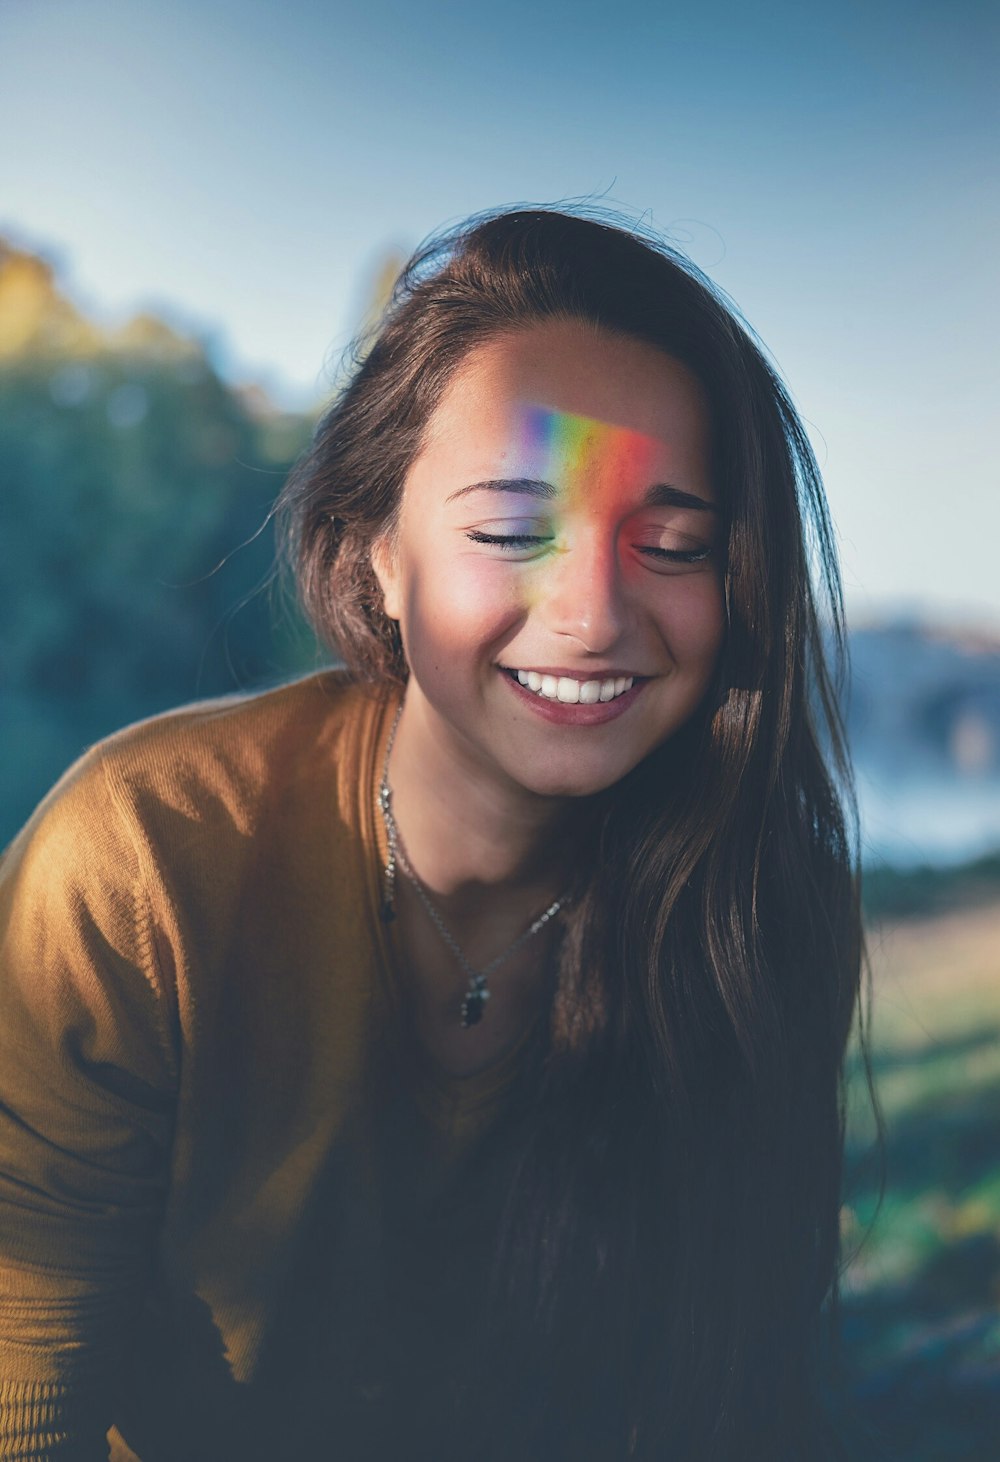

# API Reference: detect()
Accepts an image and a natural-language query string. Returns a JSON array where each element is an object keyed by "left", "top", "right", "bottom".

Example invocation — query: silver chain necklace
[{"left": 377, "top": 701, "right": 569, "bottom": 1029}]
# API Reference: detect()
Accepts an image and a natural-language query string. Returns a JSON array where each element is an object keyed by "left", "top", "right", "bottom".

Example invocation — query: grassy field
[{"left": 840, "top": 900, "right": 1000, "bottom": 1459}]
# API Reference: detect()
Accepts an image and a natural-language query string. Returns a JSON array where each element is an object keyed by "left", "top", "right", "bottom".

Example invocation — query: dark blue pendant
[{"left": 460, "top": 988, "right": 487, "bottom": 1027}]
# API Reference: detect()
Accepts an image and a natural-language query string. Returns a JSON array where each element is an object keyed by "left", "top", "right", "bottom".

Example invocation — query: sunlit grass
[{"left": 839, "top": 901, "right": 1000, "bottom": 1456}]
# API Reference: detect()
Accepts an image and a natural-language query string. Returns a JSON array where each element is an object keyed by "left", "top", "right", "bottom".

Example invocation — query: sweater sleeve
[{"left": 0, "top": 748, "right": 178, "bottom": 1460}]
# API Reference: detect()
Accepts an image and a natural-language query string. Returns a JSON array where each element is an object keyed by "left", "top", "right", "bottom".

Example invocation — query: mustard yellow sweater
[{"left": 0, "top": 672, "right": 545, "bottom": 1461}]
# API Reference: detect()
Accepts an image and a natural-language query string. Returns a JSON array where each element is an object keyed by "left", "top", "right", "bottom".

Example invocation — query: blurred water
[{"left": 857, "top": 765, "right": 1000, "bottom": 868}]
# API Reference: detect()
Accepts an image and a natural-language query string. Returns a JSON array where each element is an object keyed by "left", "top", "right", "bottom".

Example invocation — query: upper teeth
[{"left": 514, "top": 670, "right": 635, "bottom": 704}]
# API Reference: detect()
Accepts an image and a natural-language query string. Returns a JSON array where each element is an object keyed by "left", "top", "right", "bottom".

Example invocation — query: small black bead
[{"left": 380, "top": 901, "right": 396, "bottom": 923}]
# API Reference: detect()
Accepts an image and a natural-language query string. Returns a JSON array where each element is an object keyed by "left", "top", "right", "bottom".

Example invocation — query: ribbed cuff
[{"left": 0, "top": 1377, "right": 105, "bottom": 1460}]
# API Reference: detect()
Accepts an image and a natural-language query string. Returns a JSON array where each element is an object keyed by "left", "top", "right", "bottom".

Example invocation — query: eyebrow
[{"left": 446, "top": 478, "right": 719, "bottom": 512}]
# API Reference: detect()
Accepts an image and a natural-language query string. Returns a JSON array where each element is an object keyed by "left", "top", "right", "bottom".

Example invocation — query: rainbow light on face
[{"left": 517, "top": 404, "right": 660, "bottom": 515}]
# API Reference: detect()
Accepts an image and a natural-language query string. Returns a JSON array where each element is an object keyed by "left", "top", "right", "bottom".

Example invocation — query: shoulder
[
  {"left": 9, "top": 669, "right": 384, "bottom": 845},
  {"left": 1, "top": 667, "right": 393, "bottom": 956},
  {"left": 95, "top": 667, "right": 374, "bottom": 819},
  {"left": 0, "top": 669, "right": 396, "bottom": 1050}
]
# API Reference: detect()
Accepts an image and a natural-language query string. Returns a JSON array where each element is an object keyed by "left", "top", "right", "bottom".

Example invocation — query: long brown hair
[{"left": 276, "top": 207, "right": 883, "bottom": 1459}]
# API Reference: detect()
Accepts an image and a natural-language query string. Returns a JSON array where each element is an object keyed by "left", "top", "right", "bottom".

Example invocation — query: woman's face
[{"left": 372, "top": 317, "right": 726, "bottom": 801}]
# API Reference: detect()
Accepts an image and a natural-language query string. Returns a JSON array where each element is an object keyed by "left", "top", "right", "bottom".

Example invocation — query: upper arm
[{"left": 0, "top": 751, "right": 178, "bottom": 1457}]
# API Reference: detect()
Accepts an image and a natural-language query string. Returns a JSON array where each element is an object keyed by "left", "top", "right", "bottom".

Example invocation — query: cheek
[
  {"left": 402, "top": 556, "right": 525, "bottom": 662},
  {"left": 660, "top": 576, "right": 727, "bottom": 666}
]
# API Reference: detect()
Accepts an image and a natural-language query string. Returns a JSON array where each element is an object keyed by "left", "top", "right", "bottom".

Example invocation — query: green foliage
[
  {"left": 0, "top": 352, "right": 324, "bottom": 844},
  {"left": 862, "top": 853, "right": 1000, "bottom": 921},
  {"left": 841, "top": 915, "right": 1000, "bottom": 1458}
]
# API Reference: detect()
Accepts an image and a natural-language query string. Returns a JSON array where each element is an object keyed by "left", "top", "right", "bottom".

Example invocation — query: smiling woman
[{"left": 0, "top": 208, "right": 880, "bottom": 1461}]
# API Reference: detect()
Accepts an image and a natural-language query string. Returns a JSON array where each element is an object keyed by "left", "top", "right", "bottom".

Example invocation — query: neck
[{"left": 383, "top": 686, "right": 595, "bottom": 917}]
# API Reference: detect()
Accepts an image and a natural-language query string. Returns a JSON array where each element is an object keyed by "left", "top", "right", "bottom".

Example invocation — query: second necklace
[{"left": 378, "top": 701, "right": 569, "bottom": 1029}]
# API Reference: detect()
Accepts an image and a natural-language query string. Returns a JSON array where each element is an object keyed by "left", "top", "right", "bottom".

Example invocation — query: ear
[{"left": 370, "top": 531, "right": 403, "bottom": 622}]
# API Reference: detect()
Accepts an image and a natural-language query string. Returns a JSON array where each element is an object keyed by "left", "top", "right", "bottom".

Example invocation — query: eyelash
[{"left": 464, "top": 530, "right": 713, "bottom": 565}]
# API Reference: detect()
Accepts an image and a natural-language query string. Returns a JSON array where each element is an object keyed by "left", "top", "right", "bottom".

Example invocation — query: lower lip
[{"left": 497, "top": 669, "right": 649, "bottom": 725}]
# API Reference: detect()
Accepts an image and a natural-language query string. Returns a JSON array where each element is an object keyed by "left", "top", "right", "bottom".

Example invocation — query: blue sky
[{"left": 2, "top": 0, "right": 997, "bottom": 626}]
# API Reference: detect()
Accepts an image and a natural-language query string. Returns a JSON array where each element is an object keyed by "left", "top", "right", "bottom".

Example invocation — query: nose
[{"left": 533, "top": 527, "right": 632, "bottom": 653}]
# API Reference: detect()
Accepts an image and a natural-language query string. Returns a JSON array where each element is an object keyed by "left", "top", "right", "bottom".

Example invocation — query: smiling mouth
[{"left": 498, "top": 666, "right": 643, "bottom": 704}]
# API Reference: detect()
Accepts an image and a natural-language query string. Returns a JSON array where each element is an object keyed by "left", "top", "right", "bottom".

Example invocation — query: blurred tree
[{"left": 0, "top": 239, "right": 322, "bottom": 843}]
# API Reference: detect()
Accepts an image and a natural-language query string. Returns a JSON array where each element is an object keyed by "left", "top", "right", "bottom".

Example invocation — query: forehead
[
  {"left": 419, "top": 318, "right": 711, "bottom": 462},
  {"left": 516, "top": 403, "right": 660, "bottom": 486}
]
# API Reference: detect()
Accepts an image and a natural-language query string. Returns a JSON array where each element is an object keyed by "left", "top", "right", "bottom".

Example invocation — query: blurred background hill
[{"left": 850, "top": 623, "right": 1000, "bottom": 875}]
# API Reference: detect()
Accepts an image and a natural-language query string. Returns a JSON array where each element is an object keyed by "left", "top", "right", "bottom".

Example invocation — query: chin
[{"left": 503, "top": 754, "right": 640, "bottom": 802}]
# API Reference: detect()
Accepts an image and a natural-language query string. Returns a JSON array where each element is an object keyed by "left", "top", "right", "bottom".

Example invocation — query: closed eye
[
  {"left": 464, "top": 530, "right": 553, "bottom": 551},
  {"left": 638, "top": 544, "right": 713, "bottom": 564}
]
